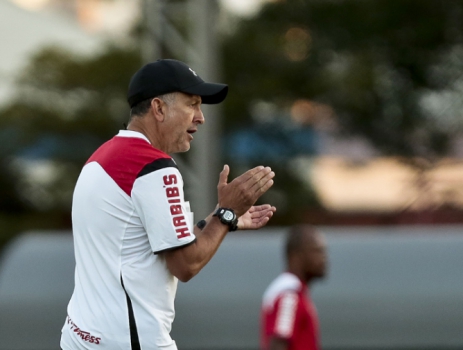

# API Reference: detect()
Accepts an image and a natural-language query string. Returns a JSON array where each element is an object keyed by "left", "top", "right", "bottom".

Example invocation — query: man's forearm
[{"left": 163, "top": 215, "right": 229, "bottom": 282}]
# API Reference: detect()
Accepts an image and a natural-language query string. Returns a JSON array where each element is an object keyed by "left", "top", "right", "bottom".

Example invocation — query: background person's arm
[{"left": 162, "top": 165, "right": 275, "bottom": 282}]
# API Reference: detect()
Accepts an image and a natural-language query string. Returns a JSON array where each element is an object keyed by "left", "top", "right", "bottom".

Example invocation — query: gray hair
[{"left": 130, "top": 92, "right": 178, "bottom": 118}]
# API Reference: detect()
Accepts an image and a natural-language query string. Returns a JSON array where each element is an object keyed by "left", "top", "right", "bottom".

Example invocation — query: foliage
[
  {"left": 3, "top": 0, "right": 463, "bottom": 246},
  {"left": 0, "top": 44, "right": 142, "bottom": 248},
  {"left": 1, "top": 45, "right": 142, "bottom": 157},
  {"left": 219, "top": 0, "right": 463, "bottom": 223},
  {"left": 222, "top": 0, "right": 463, "bottom": 158}
]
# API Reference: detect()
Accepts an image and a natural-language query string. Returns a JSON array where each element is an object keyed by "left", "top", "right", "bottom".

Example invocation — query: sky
[
  {"left": 0, "top": 0, "right": 103, "bottom": 102},
  {"left": 0, "top": 0, "right": 266, "bottom": 103},
  {"left": 9, "top": 0, "right": 267, "bottom": 16},
  {"left": 220, "top": 0, "right": 266, "bottom": 17}
]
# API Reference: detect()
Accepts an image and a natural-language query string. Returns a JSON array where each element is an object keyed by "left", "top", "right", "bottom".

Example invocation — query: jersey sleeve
[
  {"left": 131, "top": 166, "right": 196, "bottom": 253},
  {"left": 272, "top": 291, "right": 299, "bottom": 339}
]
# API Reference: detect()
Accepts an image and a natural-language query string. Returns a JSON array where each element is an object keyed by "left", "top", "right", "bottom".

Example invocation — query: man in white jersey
[{"left": 60, "top": 59, "right": 276, "bottom": 350}]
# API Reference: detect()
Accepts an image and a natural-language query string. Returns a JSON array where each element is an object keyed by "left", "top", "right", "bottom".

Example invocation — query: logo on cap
[{"left": 189, "top": 68, "right": 198, "bottom": 76}]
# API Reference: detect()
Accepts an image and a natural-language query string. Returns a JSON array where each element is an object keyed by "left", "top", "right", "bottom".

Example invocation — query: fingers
[
  {"left": 251, "top": 209, "right": 274, "bottom": 228},
  {"left": 257, "top": 204, "right": 276, "bottom": 212},
  {"left": 250, "top": 205, "right": 276, "bottom": 219},
  {"left": 218, "top": 165, "right": 275, "bottom": 216},
  {"left": 229, "top": 166, "right": 274, "bottom": 191},
  {"left": 248, "top": 169, "right": 275, "bottom": 195},
  {"left": 236, "top": 166, "right": 270, "bottom": 185},
  {"left": 236, "top": 166, "right": 274, "bottom": 195},
  {"left": 217, "top": 164, "right": 230, "bottom": 189},
  {"left": 253, "top": 211, "right": 273, "bottom": 222},
  {"left": 237, "top": 205, "right": 276, "bottom": 230}
]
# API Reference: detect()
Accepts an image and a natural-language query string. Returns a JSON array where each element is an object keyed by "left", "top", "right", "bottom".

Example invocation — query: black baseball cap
[{"left": 127, "top": 59, "right": 228, "bottom": 108}]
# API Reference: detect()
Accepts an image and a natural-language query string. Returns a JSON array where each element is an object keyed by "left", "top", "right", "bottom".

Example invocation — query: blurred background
[{"left": 1, "top": 0, "right": 463, "bottom": 349}]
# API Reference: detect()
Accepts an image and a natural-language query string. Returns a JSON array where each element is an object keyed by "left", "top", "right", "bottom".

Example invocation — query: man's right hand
[
  {"left": 217, "top": 165, "right": 275, "bottom": 217},
  {"left": 163, "top": 165, "right": 275, "bottom": 282}
]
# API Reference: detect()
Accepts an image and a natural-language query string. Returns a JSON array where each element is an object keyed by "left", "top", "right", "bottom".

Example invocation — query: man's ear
[{"left": 151, "top": 98, "right": 166, "bottom": 122}]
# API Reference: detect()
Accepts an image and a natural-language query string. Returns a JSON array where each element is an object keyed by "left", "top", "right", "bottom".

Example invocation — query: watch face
[{"left": 223, "top": 210, "right": 234, "bottom": 221}]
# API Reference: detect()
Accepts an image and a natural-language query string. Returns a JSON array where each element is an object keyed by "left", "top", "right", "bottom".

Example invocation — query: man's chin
[
  {"left": 179, "top": 144, "right": 191, "bottom": 153},
  {"left": 307, "top": 272, "right": 327, "bottom": 281},
  {"left": 170, "top": 143, "right": 191, "bottom": 154}
]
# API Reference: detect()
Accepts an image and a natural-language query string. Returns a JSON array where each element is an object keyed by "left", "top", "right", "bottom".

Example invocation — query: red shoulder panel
[{"left": 86, "top": 136, "right": 170, "bottom": 196}]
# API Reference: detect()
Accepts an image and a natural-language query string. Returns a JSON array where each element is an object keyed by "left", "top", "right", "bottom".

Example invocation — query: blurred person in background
[
  {"left": 60, "top": 59, "right": 276, "bottom": 350},
  {"left": 261, "top": 225, "right": 328, "bottom": 350}
]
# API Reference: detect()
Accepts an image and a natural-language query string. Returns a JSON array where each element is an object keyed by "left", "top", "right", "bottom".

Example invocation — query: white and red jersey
[
  {"left": 261, "top": 272, "right": 320, "bottom": 350},
  {"left": 61, "top": 130, "right": 196, "bottom": 350}
]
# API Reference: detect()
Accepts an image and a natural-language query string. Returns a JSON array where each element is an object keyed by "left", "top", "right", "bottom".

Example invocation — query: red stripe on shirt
[{"left": 86, "top": 136, "right": 171, "bottom": 196}]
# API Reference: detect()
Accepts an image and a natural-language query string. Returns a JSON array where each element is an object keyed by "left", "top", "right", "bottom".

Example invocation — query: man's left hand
[{"left": 237, "top": 204, "right": 277, "bottom": 230}]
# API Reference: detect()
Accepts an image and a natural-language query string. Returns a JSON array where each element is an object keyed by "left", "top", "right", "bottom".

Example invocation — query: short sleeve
[
  {"left": 273, "top": 291, "right": 299, "bottom": 339},
  {"left": 132, "top": 166, "right": 196, "bottom": 253}
]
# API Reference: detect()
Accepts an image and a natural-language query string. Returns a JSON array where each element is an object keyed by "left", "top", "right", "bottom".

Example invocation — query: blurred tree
[
  {"left": 3, "top": 0, "right": 463, "bottom": 246},
  {"left": 223, "top": 0, "right": 463, "bottom": 156},
  {"left": 221, "top": 0, "right": 463, "bottom": 221},
  {"left": 0, "top": 44, "right": 142, "bottom": 249}
]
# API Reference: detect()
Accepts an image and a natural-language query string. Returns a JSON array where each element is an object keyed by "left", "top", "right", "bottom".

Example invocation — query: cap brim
[{"left": 182, "top": 82, "right": 228, "bottom": 104}]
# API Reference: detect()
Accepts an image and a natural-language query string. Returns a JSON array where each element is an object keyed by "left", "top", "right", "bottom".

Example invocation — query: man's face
[
  {"left": 162, "top": 93, "right": 204, "bottom": 154},
  {"left": 302, "top": 233, "right": 328, "bottom": 281}
]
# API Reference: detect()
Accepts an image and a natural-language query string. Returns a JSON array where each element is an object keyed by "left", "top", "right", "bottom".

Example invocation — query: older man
[
  {"left": 261, "top": 225, "right": 328, "bottom": 350},
  {"left": 61, "top": 59, "right": 276, "bottom": 350}
]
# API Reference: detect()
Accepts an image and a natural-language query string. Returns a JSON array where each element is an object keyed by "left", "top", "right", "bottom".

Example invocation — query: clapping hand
[
  {"left": 217, "top": 165, "right": 276, "bottom": 229},
  {"left": 237, "top": 204, "right": 277, "bottom": 230}
]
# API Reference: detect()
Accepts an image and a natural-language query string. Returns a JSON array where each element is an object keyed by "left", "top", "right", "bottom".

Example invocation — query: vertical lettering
[
  {"left": 163, "top": 174, "right": 177, "bottom": 185},
  {"left": 176, "top": 226, "right": 191, "bottom": 239},
  {"left": 166, "top": 187, "right": 180, "bottom": 198},
  {"left": 170, "top": 205, "right": 182, "bottom": 216},
  {"left": 173, "top": 216, "right": 187, "bottom": 227}
]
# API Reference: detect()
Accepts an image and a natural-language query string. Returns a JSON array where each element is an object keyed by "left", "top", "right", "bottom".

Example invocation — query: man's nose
[{"left": 195, "top": 108, "right": 205, "bottom": 124}]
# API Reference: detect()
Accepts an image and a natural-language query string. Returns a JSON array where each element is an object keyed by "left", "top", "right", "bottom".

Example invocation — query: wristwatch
[{"left": 213, "top": 207, "right": 238, "bottom": 231}]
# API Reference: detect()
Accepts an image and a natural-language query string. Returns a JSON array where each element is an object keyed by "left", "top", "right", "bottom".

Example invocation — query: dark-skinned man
[{"left": 261, "top": 225, "right": 328, "bottom": 350}]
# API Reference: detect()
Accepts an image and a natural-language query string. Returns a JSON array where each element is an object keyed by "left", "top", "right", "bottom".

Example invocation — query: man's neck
[
  {"left": 127, "top": 121, "right": 164, "bottom": 152},
  {"left": 287, "top": 268, "right": 309, "bottom": 285}
]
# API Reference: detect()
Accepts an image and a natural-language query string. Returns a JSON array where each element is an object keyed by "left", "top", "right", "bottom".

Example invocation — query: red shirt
[{"left": 261, "top": 272, "right": 320, "bottom": 350}]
